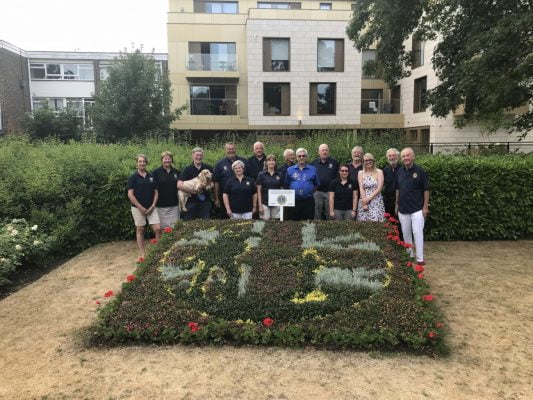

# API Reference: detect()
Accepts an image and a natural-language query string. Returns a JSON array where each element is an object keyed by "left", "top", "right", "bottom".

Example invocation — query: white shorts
[
  {"left": 157, "top": 206, "right": 179, "bottom": 228},
  {"left": 131, "top": 206, "right": 160, "bottom": 227},
  {"left": 231, "top": 212, "right": 253, "bottom": 220}
]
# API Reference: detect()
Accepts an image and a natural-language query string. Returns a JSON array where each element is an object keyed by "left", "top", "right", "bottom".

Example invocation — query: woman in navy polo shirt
[
  {"left": 152, "top": 150, "right": 180, "bottom": 229},
  {"left": 256, "top": 155, "right": 283, "bottom": 220},
  {"left": 127, "top": 154, "right": 161, "bottom": 260},
  {"left": 328, "top": 163, "right": 358, "bottom": 220},
  {"left": 223, "top": 160, "right": 257, "bottom": 220}
]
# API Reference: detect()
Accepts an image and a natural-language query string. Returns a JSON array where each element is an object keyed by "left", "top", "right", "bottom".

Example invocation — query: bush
[
  {"left": 89, "top": 219, "right": 447, "bottom": 354},
  {"left": 21, "top": 103, "right": 84, "bottom": 142},
  {"left": 0, "top": 219, "right": 53, "bottom": 286}
]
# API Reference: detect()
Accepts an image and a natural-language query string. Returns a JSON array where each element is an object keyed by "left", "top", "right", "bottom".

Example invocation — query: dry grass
[{"left": 0, "top": 240, "right": 531, "bottom": 400}]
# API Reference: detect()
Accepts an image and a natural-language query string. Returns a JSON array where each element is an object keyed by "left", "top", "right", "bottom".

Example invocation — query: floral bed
[{"left": 91, "top": 216, "right": 446, "bottom": 354}]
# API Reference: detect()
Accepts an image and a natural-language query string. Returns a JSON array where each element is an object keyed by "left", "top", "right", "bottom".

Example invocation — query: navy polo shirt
[
  {"left": 152, "top": 166, "right": 180, "bottom": 207},
  {"left": 247, "top": 155, "right": 266, "bottom": 180},
  {"left": 396, "top": 163, "right": 429, "bottom": 214},
  {"left": 348, "top": 163, "right": 363, "bottom": 185},
  {"left": 383, "top": 164, "right": 400, "bottom": 200},
  {"left": 223, "top": 176, "right": 256, "bottom": 213},
  {"left": 179, "top": 162, "right": 213, "bottom": 202},
  {"left": 214, "top": 156, "right": 249, "bottom": 195},
  {"left": 278, "top": 162, "right": 294, "bottom": 188},
  {"left": 127, "top": 171, "right": 158, "bottom": 209},
  {"left": 285, "top": 164, "right": 320, "bottom": 200},
  {"left": 311, "top": 157, "right": 339, "bottom": 191},
  {"left": 256, "top": 170, "right": 283, "bottom": 205},
  {"left": 328, "top": 178, "right": 357, "bottom": 210}
]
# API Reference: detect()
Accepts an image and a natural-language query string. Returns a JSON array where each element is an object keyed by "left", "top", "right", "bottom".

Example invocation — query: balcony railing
[
  {"left": 186, "top": 98, "right": 239, "bottom": 115},
  {"left": 187, "top": 54, "right": 238, "bottom": 71},
  {"left": 361, "top": 99, "right": 401, "bottom": 114}
]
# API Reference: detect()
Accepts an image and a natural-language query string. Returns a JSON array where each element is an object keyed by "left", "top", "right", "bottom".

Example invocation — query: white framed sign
[{"left": 268, "top": 189, "right": 295, "bottom": 221}]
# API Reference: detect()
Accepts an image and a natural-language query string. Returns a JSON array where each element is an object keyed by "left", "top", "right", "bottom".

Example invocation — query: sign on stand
[{"left": 268, "top": 189, "right": 295, "bottom": 221}]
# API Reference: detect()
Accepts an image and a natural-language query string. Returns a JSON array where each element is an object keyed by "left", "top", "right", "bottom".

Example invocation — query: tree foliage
[
  {"left": 347, "top": 0, "right": 533, "bottom": 137},
  {"left": 22, "top": 102, "right": 83, "bottom": 142},
  {"left": 92, "top": 49, "right": 184, "bottom": 142}
]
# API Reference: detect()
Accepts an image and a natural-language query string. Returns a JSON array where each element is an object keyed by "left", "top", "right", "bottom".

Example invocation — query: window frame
[
  {"left": 317, "top": 39, "right": 344, "bottom": 72},
  {"left": 263, "top": 38, "right": 290, "bottom": 72},
  {"left": 263, "top": 82, "right": 291, "bottom": 116},
  {"left": 413, "top": 76, "right": 427, "bottom": 113},
  {"left": 310, "top": 82, "right": 336, "bottom": 116}
]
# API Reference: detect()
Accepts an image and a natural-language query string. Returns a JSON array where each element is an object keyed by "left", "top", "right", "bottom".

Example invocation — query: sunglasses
[
  {"left": 340, "top": 169, "right": 349, "bottom": 172},
  {"left": 297, "top": 155, "right": 306, "bottom": 158}
]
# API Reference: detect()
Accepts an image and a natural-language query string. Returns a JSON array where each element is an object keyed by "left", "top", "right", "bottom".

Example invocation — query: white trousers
[{"left": 398, "top": 210, "right": 425, "bottom": 263}]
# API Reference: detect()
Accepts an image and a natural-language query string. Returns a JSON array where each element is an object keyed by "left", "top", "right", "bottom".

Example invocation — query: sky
[{"left": 0, "top": 0, "right": 168, "bottom": 53}]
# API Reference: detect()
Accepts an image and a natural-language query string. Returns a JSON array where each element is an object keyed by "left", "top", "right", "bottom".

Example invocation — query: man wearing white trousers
[{"left": 395, "top": 148, "right": 429, "bottom": 265}]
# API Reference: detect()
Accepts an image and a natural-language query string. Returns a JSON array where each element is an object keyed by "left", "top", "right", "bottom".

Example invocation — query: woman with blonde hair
[
  {"left": 223, "top": 160, "right": 257, "bottom": 220},
  {"left": 256, "top": 155, "right": 283, "bottom": 220},
  {"left": 356, "top": 153, "right": 385, "bottom": 221}
]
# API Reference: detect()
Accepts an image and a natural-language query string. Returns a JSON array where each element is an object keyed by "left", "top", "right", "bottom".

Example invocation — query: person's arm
[
  {"left": 252, "top": 193, "right": 258, "bottom": 214},
  {"left": 368, "top": 170, "right": 385, "bottom": 201},
  {"left": 223, "top": 193, "right": 232, "bottom": 217},
  {"left": 358, "top": 171, "right": 368, "bottom": 208},
  {"left": 395, "top": 189, "right": 400, "bottom": 215},
  {"left": 423, "top": 190, "right": 430, "bottom": 218},
  {"left": 328, "top": 191, "right": 335, "bottom": 218},
  {"left": 127, "top": 189, "right": 146, "bottom": 214},
  {"left": 352, "top": 189, "right": 357, "bottom": 219},
  {"left": 257, "top": 185, "right": 264, "bottom": 213},
  {"left": 145, "top": 190, "right": 158, "bottom": 215},
  {"left": 214, "top": 182, "right": 221, "bottom": 207}
]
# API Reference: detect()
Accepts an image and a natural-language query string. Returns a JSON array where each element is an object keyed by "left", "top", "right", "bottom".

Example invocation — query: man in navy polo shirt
[
  {"left": 395, "top": 147, "right": 429, "bottom": 265},
  {"left": 247, "top": 141, "right": 266, "bottom": 180},
  {"left": 285, "top": 147, "right": 320, "bottom": 221},
  {"left": 383, "top": 148, "right": 401, "bottom": 216},
  {"left": 178, "top": 147, "right": 214, "bottom": 220},
  {"left": 311, "top": 143, "right": 339, "bottom": 220},
  {"left": 214, "top": 142, "right": 249, "bottom": 217}
]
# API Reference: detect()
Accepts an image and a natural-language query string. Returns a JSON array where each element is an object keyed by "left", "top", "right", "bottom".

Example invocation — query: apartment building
[
  {"left": 168, "top": 0, "right": 529, "bottom": 146},
  {"left": 0, "top": 40, "right": 167, "bottom": 132}
]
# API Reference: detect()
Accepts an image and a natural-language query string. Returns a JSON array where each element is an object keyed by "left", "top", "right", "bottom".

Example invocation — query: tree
[
  {"left": 22, "top": 102, "right": 83, "bottom": 142},
  {"left": 346, "top": 0, "right": 533, "bottom": 137},
  {"left": 92, "top": 49, "right": 184, "bottom": 142}
]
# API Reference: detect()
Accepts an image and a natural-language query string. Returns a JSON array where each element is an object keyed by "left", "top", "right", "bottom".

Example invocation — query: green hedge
[{"left": 0, "top": 136, "right": 531, "bottom": 261}]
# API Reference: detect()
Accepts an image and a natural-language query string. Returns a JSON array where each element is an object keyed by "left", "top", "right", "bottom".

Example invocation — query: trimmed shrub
[{"left": 90, "top": 219, "right": 447, "bottom": 354}]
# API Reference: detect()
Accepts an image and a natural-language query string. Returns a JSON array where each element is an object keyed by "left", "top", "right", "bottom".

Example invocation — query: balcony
[
  {"left": 187, "top": 53, "right": 238, "bottom": 72},
  {"left": 361, "top": 99, "right": 401, "bottom": 114},
  {"left": 186, "top": 98, "right": 239, "bottom": 116}
]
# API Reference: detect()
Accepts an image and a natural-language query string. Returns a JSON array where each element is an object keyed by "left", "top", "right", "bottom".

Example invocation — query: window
[
  {"left": 362, "top": 49, "right": 380, "bottom": 78},
  {"left": 188, "top": 42, "right": 237, "bottom": 71},
  {"left": 390, "top": 85, "right": 401, "bottom": 114},
  {"left": 310, "top": 83, "right": 336, "bottom": 115},
  {"left": 32, "top": 97, "right": 94, "bottom": 125},
  {"left": 412, "top": 38, "right": 425, "bottom": 68},
  {"left": 351, "top": 2, "right": 357, "bottom": 11},
  {"left": 319, "top": 3, "right": 332, "bottom": 10},
  {"left": 263, "top": 83, "right": 290, "bottom": 116},
  {"left": 413, "top": 76, "right": 427, "bottom": 113},
  {"left": 30, "top": 63, "right": 94, "bottom": 80},
  {"left": 257, "top": 2, "right": 301, "bottom": 9},
  {"left": 361, "top": 89, "right": 383, "bottom": 114},
  {"left": 263, "top": 38, "right": 290, "bottom": 71},
  {"left": 194, "top": 1, "right": 238, "bottom": 13},
  {"left": 189, "top": 85, "right": 237, "bottom": 115},
  {"left": 317, "top": 39, "right": 344, "bottom": 72}
]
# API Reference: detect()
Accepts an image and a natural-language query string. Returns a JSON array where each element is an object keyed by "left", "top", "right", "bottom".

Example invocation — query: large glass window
[
  {"left": 257, "top": 2, "right": 301, "bottom": 9},
  {"left": 194, "top": 0, "right": 238, "bottom": 13},
  {"left": 188, "top": 42, "right": 237, "bottom": 71},
  {"left": 413, "top": 76, "right": 427, "bottom": 113},
  {"left": 30, "top": 63, "right": 94, "bottom": 80},
  {"left": 190, "top": 85, "right": 237, "bottom": 115},
  {"left": 310, "top": 83, "right": 336, "bottom": 115},
  {"left": 412, "top": 38, "right": 425, "bottom": 68},
  {"left": 361, "top": 89, "right": 383, "bottom": 114},
  {"left": 317, "top": 39, "right": 344, "bottom": 72},
  {"left": 263, "top": 83, "right": 290, "bottom": 116},
  {"left": 263, "top": 38, "right": 290, "bottom": 71}
]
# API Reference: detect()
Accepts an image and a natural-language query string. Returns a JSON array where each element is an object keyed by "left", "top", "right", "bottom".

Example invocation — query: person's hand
[
  {"left": 138, "top": 206, "right": 147, "bottom": 215},
  {"left": 145, "top": 206, "right": 155, "bottom": 215},
  {"left": 227, "top": 210, "right": 233, "bottom": 218},
  {"left": 252, "top": 206, "right": 257, "bottom": 214},
  {"left": 259, "top": 204, "right": 264, "bottom": 213},
  {"left": 215, "top": 199, "right": 220, "bottom": 208},
  {"left": 329, "top": 210, "right": 335, "bottom": 218},
  {"left": 351, "top": 210, "right": 356, "bottom": 219},
  {"left": 363, "top": 205, "right": 369, "bottom": 211},
  {"left": 423, "top": 206, "right": 429, "bottom": 219}
]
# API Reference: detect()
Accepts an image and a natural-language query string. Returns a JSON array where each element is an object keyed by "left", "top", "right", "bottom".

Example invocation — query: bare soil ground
[{"left": 0, "top": 240, "right": 531, "bottom": 400}]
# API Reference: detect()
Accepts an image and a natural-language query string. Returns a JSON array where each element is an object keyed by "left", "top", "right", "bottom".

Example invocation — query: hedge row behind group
[{"left": 0, "top": 136, "right": 531, "bottom": 262}]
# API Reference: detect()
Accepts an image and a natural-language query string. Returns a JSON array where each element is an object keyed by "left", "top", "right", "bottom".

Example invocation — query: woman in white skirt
[{"left": 152, "top": 150, "right": 180, "bottom": 229}]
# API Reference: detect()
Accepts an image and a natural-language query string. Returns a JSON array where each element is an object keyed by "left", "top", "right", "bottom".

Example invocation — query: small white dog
[{"left": 178, "top": 169, "right": 214, "bottom": 212}]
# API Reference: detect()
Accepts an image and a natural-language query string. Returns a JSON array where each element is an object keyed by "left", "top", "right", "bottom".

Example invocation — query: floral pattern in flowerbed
[{"left": 91, "top": 216, "right": 447, "bottom": 355}]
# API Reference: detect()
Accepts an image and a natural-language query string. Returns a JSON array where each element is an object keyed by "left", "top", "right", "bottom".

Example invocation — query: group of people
[{"left": 127, "top": 142, "right": 429, "bottom": 265}]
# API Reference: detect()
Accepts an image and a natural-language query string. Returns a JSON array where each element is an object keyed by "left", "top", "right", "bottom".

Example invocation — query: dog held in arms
[{"left": 178, "top": 169, "right": 214, "bottom": 212}]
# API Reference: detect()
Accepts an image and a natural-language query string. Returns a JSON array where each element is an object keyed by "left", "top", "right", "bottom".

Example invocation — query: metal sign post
[{"left": 268, "top": 189, "right": 295, "bottom": 222}]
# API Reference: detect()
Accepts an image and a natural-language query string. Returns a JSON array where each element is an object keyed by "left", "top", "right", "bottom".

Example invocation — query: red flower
[
  {"left": 104, "top": 290, "right": 114, "bottom": 298},
  {"left": 384, "top": 212, "right": 391, "bottom": 218},
  {"left": 435, "top": 322, "right": 444, "bottom": 329},
  {"left": 392, "top": 236, "right": 400, "bottom": 241},
  {"left": 422, "top": 294, "right": 434, "bottom": 301},
  {"left": 398, "top": 240, "right": 405, "bottom": 247},
  {"left": 417, "top": 273, "right": 424, "bottom": 279},
  {"left": 404, "top": 243, "right": 413, "bottom": 249},
  {"left": 150, "top": 238, "right": 157, "bottom": 244},
  {"left": 126, "top": 274, "right": 136, "bottom": 282},
  {"left": 95, "top": 300, "right": 101, "bottom": 305},
  {"left": 414, "top": 265, "right": 425, "bottom": 273},
  {"left": 188, "top": 322, "right": 200, "bottom": 333},
  {"left": 406, "top": 261, "right": 413, "bottom": 268},
  {"left": 137, "top": 256, "right": 145, "bottom": 263},
  {"left": 389, "top": 217, "right": 398, "bottom": 223},
  {"left": 163, "top": 227, "right": 173, "bottom": 233},
  {"left": 428, "top": 331, "right": 437, "bottom": 339},
  {"left": 126, "top": 324, "right": 134, "bottom": 332},
  {"left": 262, "top": 317, "right": 274, "bottom": 327},
  {"left": 387, "top": 234, "right": 393, "bottom": 239}
]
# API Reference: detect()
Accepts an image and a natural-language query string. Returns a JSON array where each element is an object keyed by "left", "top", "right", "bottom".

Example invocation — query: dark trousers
[
  {"left": 289, "top": 197, "right": 315, "bottom": 221},
  {"left": 183, "top": 199, "right": 211, "bottom": 220}
]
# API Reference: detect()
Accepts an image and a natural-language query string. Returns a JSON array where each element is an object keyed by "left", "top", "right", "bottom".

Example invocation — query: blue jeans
[{"left": 183, "top": 199, "right": 211, "bottom": 220}]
